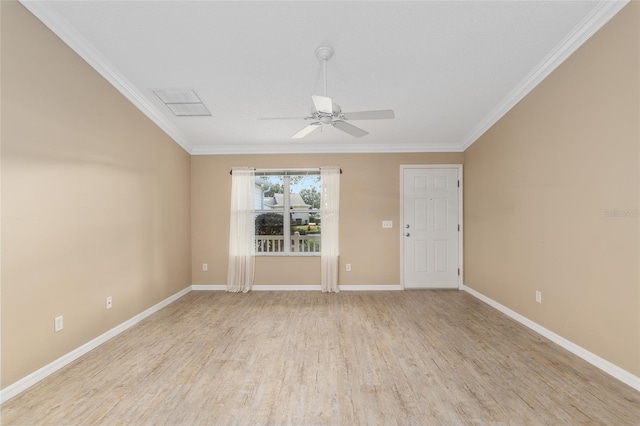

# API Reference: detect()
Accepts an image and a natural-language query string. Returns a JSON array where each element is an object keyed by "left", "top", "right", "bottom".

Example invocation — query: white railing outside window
[{"left": 256, "top": 233, "right": 320, "bottom": 254}]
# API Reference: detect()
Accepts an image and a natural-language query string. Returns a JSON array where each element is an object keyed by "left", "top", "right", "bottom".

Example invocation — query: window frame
[{"left": 254, "top": 169, "right": 321, "bottom": 257}]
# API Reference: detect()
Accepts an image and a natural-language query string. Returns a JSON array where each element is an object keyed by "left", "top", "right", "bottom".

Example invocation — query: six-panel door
[{"left": 403, "top": 167, "right": 460, "bottom": 289}]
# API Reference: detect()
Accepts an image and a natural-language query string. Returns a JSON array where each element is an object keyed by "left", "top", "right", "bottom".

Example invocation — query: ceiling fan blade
[
  {"left": 258, "top": 116, "right": 307, "bottom": 120},
  {"left": 341, "top": 110, "right": 395, "bottom": 120},
  {"left": 292, "top": 123, "right": 320, "bottom": 139},
  {"left": 333, "top": 121, "right": 369, "bottom": 138},
  {"left": 311, "top": 95, "right": 333, "bottom": 114}
]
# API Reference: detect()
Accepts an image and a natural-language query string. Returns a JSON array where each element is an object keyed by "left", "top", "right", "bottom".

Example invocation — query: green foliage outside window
[{"left": 255, "top": 213, "right": 283, "bottom": 235}]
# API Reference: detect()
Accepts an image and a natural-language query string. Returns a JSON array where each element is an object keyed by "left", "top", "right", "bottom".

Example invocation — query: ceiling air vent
[{"left": 153, "top": 89, "right": 211, "bottom": 117}]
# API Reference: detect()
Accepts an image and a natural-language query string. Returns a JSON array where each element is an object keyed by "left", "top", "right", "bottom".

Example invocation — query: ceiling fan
[{"left": 259, "top": 46, "right": 395, "bottom": 139}]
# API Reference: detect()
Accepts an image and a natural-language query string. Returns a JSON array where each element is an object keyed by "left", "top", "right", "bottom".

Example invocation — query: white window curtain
[
  {"left": 320, "top": 166, "right": 340, "bottom": 292},
  {"left": 227, "top": 168, "right": 255, "bottom": 293}
]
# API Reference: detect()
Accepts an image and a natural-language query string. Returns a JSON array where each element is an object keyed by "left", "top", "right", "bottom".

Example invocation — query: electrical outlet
[
  {"left": 346, "top": 263, "right": 352, "bottom": 272},
  {"left": 535, "top": 291, "right": 542, "bottom": 304},
  {"left": 54, "top": 316, "right": 63, "bottom": 332},
  {"left": 106, "top": 296, "right": 113, "bottom": 309},
  {"left": 202, "top": 263, "right": 208, "bottom": 272}
]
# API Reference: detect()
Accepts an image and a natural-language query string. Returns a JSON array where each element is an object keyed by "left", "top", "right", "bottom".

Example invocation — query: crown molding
[
  {"left": 460, "top": 0, "right": 629, "bottom": 151},
  {"left": 19, "top": 0, "right": 194, "bottom": 154},
  {"left": 190, "top": 141, "right": 464, "bottom": 155},
  {"left": 20, "top": 0, "right": 624, "bottom": 156}
]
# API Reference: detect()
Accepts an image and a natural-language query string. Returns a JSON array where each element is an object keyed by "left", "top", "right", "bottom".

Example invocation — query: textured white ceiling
[{"left": 21, "top": 1, "right": 627, "bottom": 154}]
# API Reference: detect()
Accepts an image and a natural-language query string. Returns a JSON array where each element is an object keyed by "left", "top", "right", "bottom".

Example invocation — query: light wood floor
[{"left": 2, "top": 291, "right": 639, "bottom": 425}]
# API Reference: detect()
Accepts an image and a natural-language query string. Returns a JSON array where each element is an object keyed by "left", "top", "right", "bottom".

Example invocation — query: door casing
[{"left": 400, "top": 164, "right": 463, "bottom": 290}]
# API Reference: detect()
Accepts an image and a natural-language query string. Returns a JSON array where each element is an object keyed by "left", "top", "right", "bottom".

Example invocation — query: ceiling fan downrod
[
  {"left": 315, "top": 46, "right": 334, "bottom": 97},
  {"left": 323, "top": 59, "right": 327, "bottom": 97}
]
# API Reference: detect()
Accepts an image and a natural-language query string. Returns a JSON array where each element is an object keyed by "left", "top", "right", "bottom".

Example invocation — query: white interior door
[{"left": 403, "top": 167, "right": 460, "bottom": 289}]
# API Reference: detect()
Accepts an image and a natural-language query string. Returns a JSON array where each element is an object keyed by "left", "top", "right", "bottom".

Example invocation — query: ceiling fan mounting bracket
[{"left": 315, "top": 46, "right": 334, "bottom": 62}]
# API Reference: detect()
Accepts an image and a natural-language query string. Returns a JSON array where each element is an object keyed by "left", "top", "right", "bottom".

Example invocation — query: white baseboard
[
  {"left": 339, "top": 284, "right": 402, "bottom": 291},
  {"left": 17, "top": 283, "right": 615, "bottom": 405},
  {"left": 0, "top": 286, "right": 193, "bottom": 404},
  {"left": 463, "top": 285, "right": 640, "bottom": 392},
  {"left": 192, "top": 284, "right": 319, "bottom": 291},
  {"left": 191, "top": 284, "right": 226, "bottom": 291},
  {"left": 191, "top": 284, "right": 402, "bottom": 291},
  {"left": 254, "top": 285, "right": 321, "bottom": 291}
]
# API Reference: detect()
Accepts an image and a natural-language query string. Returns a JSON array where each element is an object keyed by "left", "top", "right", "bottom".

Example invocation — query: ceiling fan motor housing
[{"left": 313, "top": 103, "right": 342, "bottom": 123}]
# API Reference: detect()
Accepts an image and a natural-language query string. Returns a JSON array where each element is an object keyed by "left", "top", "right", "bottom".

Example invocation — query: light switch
[{"left": 382, "top": 220, "right": 393, "bottom": 228}]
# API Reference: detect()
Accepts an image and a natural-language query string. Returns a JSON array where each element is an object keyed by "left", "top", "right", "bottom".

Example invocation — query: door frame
[{"left": 399, "top": 164, "right": 463, "bottom": 290}]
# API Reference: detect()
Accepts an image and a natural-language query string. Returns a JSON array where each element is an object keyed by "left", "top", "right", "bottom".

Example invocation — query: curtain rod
[{"left": 230, "top": 168, "right": 342, "bottom": 175}]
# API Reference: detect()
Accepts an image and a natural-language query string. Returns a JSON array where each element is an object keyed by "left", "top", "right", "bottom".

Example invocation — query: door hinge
[
  {"left": 458, "top": 268, "right": 460, "bottom": 276},
  {"left": 458, "top": 224, "right": 460, "bottom": 231},
  {"left": 457, "top": 180, "right": 460, "bottom": 187}
]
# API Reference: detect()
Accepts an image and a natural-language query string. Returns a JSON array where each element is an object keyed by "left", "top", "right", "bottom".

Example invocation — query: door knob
[
  {"left": 406, "top": 232, "right": 410, "bottom": 237},
  {"left": 406, "top": 224, "right": 410, "bottom": 229}
]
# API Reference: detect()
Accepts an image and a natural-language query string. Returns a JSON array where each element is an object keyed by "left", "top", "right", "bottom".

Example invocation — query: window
[{"left": 254, "top": 170, "right": 321, "bottom": 255}]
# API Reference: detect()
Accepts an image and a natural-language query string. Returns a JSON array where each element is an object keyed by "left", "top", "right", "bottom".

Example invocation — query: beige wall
[
  {"left": 0, "top": 0, "right": 3, "bottom": 393},
  {"left": 191, "top": 153, "right": 463, "bottom": 286},
  {"left": 1, "top": 2, "right": 192, "bottom": 388},
  {"left": 464, "top": 3, "right": 639, "bottom": 376},
  {"left": 3, "top": 0, "right": 636, "bottom": 398}
]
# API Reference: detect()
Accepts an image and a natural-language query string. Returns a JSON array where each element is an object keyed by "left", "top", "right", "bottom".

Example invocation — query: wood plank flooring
[{"left": 2, "top": 290, "right": 639, "bottom": 425}]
